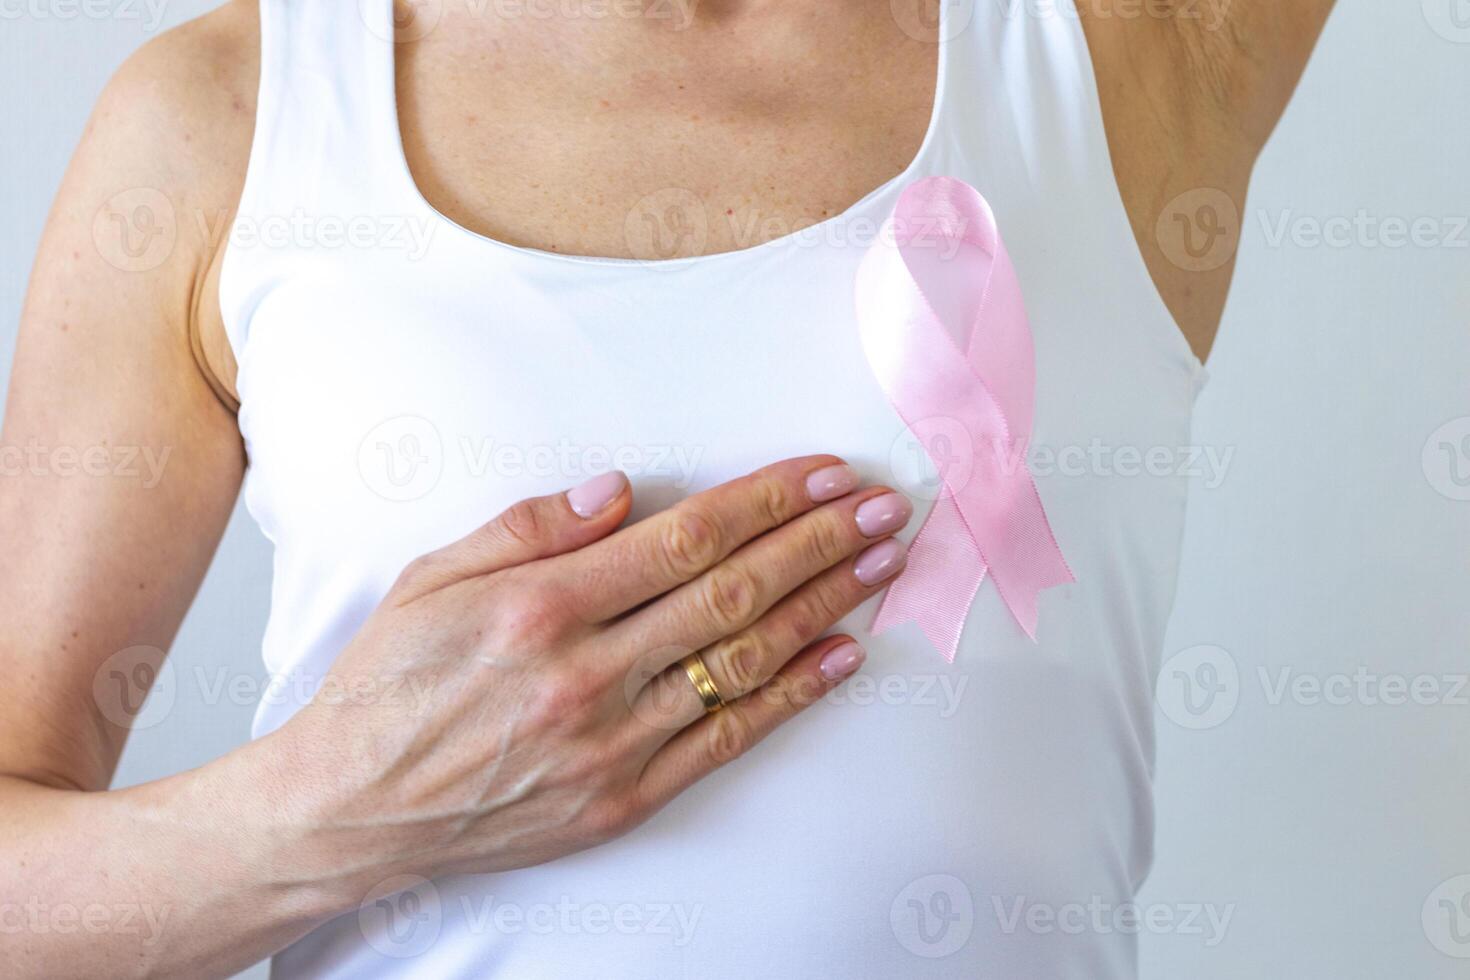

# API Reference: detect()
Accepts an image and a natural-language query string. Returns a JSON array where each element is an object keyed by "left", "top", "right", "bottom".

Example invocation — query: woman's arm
[
  {"left": 1080, "top": 0, "right": 1339, "bottom": 361},
  {"left": 0, "top": 2, "right": 252, "bottom": 803},
  {"left": 1, "top": 12, "right": 903, "bottom": 978},
  {"left": 0, "top": 6, "right": 340, "bottom": 975}
]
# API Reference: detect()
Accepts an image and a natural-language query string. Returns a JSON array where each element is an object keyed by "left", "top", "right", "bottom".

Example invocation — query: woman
[{"left": 1, "top": 1, "right": 1333, "bottom": 976}]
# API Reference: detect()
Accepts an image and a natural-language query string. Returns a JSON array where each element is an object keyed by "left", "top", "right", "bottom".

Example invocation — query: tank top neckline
[
  {"left": 367, "top": 0, "right": 954, "bottom": 269},
  {"left": 228, "top": 5, "right": 1207, "bottom": 975}
]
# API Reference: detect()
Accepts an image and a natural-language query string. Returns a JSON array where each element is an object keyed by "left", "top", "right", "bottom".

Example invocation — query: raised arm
[{"left": 1080, "top": 0, "right": 1339, "bottom": 360}]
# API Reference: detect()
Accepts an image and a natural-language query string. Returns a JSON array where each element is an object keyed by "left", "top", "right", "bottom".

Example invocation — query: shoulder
[
  {"left": 87, "top": 0, "right": 259, "bottom": 211},
  {"left": 73, "top": 0, "right": 261, "bottom": 405},
  {"left": 106, "top": 0, "right": 259, "bottom": 108}
]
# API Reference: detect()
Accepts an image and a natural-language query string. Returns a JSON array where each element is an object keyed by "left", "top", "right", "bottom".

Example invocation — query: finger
[
  {"left": 612, "top": 487, "right": 912, "bottom": 675},
  {"left": 636, "top": 635, "right": 866, "bottom": 808},
  {"left": 555, "top": 455, "right": 861, "bottom": 623},
  {"left": 629, "top": 536, "right": 907, "bottom": 736},
  {"left": 396, "top": 472, "right": 631, "bottom": 599}
]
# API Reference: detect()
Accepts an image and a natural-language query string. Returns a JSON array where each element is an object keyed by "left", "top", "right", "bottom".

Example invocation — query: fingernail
[
  {"left": 819, "top": 641, "right": 866, "bottom": 681},
  {"left": 568, "top": 471, "right": 628, "bottom": 518},
  {"left": 855, "top": 493, "right": 913, "bottom": 537},
  {"left": 854, "top": 538, "right": 908, "bottom": 586},
  {"left": 806, "top": 463, "right": 859, "bottom": 503}
]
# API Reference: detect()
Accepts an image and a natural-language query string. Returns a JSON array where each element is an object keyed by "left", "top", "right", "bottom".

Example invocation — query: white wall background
[
  {"left": 1138, "top": 4, "right": 1470, "bottom": 977},
  {"left": 1, "top": 3, "right": 1465, "bottom": 978}
]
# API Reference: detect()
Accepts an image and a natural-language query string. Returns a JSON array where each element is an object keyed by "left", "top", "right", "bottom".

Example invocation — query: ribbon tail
[
  {"left": 870, "top": 498, "right": 988, "bottom": 662},
  {"left": 989, "top": 550, "right": 1075, "bottom": 641},
  {"left": 952, "top": 468, "right": 1075, "bottom": 643}
]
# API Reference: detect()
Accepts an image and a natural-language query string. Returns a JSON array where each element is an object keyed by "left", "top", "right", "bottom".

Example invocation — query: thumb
[{"left": 398, "top": 472, "right": 631, "bottom": 596}]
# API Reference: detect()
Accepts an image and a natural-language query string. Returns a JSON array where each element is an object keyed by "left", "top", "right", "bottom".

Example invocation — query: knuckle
[
  {"left": 583, "top": 792, "right": 642, "bottom": 842},
  {"left": 803, "top": 515, "right": 850, "bottom": 566},
  {"left": 698, "top": 566, "right": 762, "bottom": 631},
  {"left": 562, "top": 734, "right": 627, "bottom": 787},
  {"left": 394, "top": 552, "right": 441, "bottom": 591},
  {"left": 753, "top": 477, "right": 793, "bottom": 528},
  {"left": 779, "top": 605, "right": 824, "bottom": 649},
  {"left": 494, "top": 499, "right": 547, "bottom": 549},
  {"left": 706, "top": 709, "right": 758, "bottom": 767},
  {"left": 526, "top": 664, "right": 605, "bottom": 730},
  {"left": 659, "top": 508, "right": 724, "bottom": 579},
  {"left": 492, "top": 584, "right": 569, "bottom": 650},
  {"left": 713, "top": 632, "right": 769, "bottom": 694},
  {"left": 802, "top": 579, "right": 851, "bottom": 630}
]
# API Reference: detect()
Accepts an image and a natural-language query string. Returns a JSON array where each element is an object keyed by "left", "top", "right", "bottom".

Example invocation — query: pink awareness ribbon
[{"left": 856, "top": 176, "right": 1074, "bottom": 661}]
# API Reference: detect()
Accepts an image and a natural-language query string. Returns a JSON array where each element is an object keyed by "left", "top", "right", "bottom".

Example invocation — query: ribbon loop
[{"left": 856, "top": 176, "right": 1074, "bottom": 661}]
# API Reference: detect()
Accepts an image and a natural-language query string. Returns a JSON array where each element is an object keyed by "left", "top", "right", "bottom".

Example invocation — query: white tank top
[{"left": 222, "top": 1, "right": 1206, "bottom": 976}]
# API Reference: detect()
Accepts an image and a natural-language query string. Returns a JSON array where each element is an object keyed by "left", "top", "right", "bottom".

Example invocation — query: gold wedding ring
[{"left": 679, "top": 652, "right": 726, "bottom": 715}]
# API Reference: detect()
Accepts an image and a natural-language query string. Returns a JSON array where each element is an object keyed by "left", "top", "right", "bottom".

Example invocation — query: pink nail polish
[
  {"left": 819, "top": 641, "right": 866, "bottom": 681},
  {"left": 567, "top": 471, "right": 628, "bottom": 518},
  {"left": 854, "top": 538, "right": 908, "bottom": 586},
  {"left": 806, "top": 463, "right": 859, "bottom": 503},
  {"left": 855, "top": 493, "right": 914, "bottom": 537}
]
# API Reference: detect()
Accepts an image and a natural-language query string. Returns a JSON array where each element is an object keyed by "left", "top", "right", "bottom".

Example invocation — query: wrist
[{"left": 180, "top": 723, "right": 376, "bottom": 926}]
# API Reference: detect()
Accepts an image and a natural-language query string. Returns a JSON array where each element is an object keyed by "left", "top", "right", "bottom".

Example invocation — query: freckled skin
[
  {"left": 0, "top": 1, "right": 1334, "bottom": 975},
  {"left": 188, "top": 0, "right": 1330, "bottom": 397}
]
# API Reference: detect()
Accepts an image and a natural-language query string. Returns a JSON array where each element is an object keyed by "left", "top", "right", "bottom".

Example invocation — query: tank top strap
[
  {"left": 933, "top": 0, "right": 1108, "bottom": 197},
  {"left": 223, "top": 0, "right": 409, "bottom": 355},
  {"left": 938, "top": 0, "right": 1204, "bottom": 379},
  {"left": 249, "top": 0, "right": 407, "bottom": 210}
]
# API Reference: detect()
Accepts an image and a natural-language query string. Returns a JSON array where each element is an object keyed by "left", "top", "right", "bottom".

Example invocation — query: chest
[
  {"left": 233, "top": 224, "right": 1194, "bottom": 598},
  {"left": 393, "top": 10, "right": 939, "bottom": 260},
  {"left": 206, "top": 0, "right": 1230, "bottom": 408}
]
